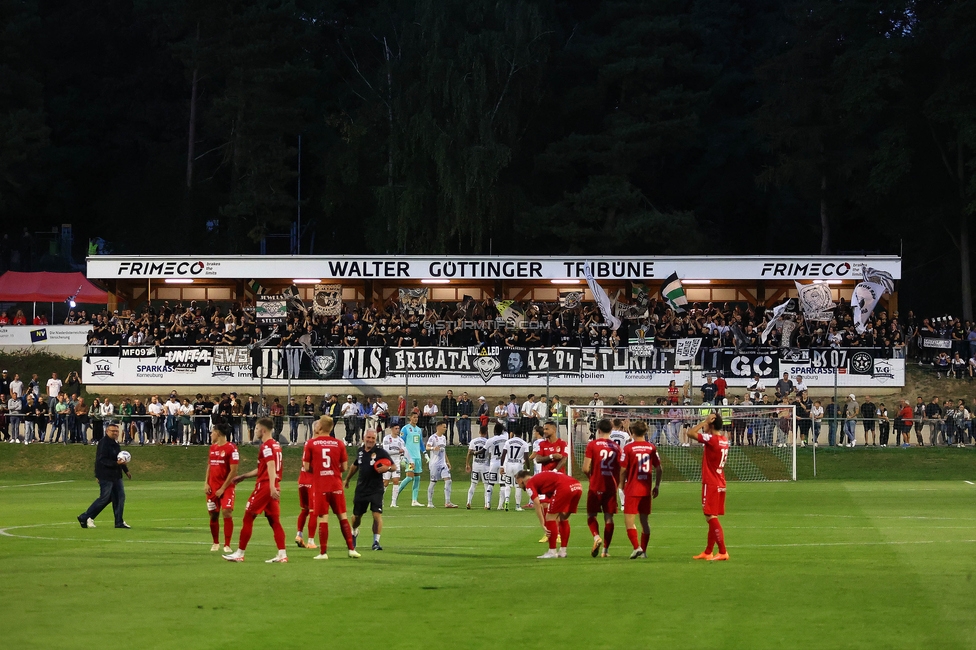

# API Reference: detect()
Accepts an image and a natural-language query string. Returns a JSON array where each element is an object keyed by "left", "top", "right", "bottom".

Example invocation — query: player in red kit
[
  {"left": 294, "top": 418, "right": 321, "bottom": 550},
  {"left": 582, "top": 418, "right": 620, "bottom": 558},
  {"left": 204, "top": 423, "right": 238, "bottom": 552},
  {"left": 618, "top": 420, "right": 662, "bottom": 559},
  {"left": 223, "top": 417, "right": 288, "bottom": 563},
  {"left": 515, "top": 469, "right": 582, "bottom": 559},
  {"left": 688, "top": 412, "right": 731, "bottom": 561},
  {"left": 303, "top": 416, "right": 359, "bottom": 560},
  {"left": 532, "top": 420, "right": 568, "bottom": 542}
]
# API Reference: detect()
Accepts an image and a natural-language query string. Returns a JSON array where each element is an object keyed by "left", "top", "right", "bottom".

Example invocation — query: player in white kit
[
  {"left": 485, "top": 423, "right": 509, "bottom": 510},
  {"left": 381, "top": 423, "right": 406, "bottom": 507},
  {"left": 529, "top": 426, "right": 545, "bottom": 474},
  {"left": 465, "top": 425, "right": 491, "bottom": 509},
  {"left": 609, "top": 418, "right": 632, "bottom": 507},
  {"left": 425, "top": 419, "right": 458, "bottom": 508},
  {"left": 499, "top": 428, "right": 529, "bottom": 511}
]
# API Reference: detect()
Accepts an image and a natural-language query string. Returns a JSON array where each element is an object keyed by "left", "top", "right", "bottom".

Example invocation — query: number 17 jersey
[
  {"left": 583, "top": 438, "right": 620, "bottom": 493},
  {"left": 696, "top": 432, "right": 730, "bottom": 488}
]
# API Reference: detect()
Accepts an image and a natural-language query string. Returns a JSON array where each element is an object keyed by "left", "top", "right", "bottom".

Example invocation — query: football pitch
[{"left": 1, "top": 467, "right": 975, "bottom": 648}]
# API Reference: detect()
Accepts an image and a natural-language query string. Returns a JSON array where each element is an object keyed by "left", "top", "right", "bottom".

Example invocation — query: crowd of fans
[{"left": 3, "top": 294, "right": 969, "bottom": 358}]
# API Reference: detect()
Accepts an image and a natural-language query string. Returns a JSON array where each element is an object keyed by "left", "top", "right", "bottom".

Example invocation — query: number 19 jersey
[
  {"left": 620, "top": 440, "right": 661, "bottom": 497},
  {"left": 583, "top": 438, "right": 620, "bottom": 493}
]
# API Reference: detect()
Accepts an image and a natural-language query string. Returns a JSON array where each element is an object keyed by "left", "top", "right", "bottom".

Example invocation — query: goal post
[{"left": 565, "top": 404, "right": 797, "bottom": 482}]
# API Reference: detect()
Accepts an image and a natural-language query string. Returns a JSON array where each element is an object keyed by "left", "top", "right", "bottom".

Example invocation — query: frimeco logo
[
  {"left": 759, "top": 262, "right": 852, "bottom": 277},
  {"left": 116, "top": 261, "right": 206, "bottom": 276}
]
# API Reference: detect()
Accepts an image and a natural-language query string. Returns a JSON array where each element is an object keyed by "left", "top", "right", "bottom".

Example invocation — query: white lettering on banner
[
  {"left": 87, "top": 256, "right": 901, "bottom": 280},
  {"left": 0, "top": 326, "right": 92, "bottom": 346}
]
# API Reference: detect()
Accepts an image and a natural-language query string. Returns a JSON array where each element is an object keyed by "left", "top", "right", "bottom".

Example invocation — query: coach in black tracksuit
[{"left": 77, "top": 422, "right": 131, "bottom": 529}]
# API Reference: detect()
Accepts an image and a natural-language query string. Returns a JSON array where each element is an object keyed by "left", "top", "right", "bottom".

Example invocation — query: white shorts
[
  {"left": 470, "top": 465, "right": 490, "bottom": 483},
  {"left": 487, "top": 462, "right": 502, "bottom": 485},
  {"left": 501, "top": 462, "right": 524, "bottom": 485},
  {"left": 430, "top": 463, "right": 451, "bottom": 481},
  {"left": 533, "top": 462, "right": 542, "bottom": 475},
  {"left": 383, "top": 458, "right": 402, "bottom": 481}
]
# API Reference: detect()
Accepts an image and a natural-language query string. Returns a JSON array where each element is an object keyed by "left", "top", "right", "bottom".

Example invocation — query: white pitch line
[
  {"left": 0, "top": 480, "right": 75, "bottom": 489},
  {"left": 965, "top": 481, "right": 974, "bottom": 485}
]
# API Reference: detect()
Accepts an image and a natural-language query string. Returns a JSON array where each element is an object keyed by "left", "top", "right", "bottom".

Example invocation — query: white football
[{"left": 118, "top": 451, "right": 132, "bottom": 464}]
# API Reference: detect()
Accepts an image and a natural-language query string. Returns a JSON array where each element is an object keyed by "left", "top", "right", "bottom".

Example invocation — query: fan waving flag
[
  {"left": 661, "top": 273, "right": 688, "bottom": 313},
  {"left": 584, "top": 262, "right": 622, "bottom": 331}
]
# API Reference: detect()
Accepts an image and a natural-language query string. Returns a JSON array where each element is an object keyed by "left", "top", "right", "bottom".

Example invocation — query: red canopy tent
[{"left": 0, "top": 271, "right": 108, "bottom": 303}]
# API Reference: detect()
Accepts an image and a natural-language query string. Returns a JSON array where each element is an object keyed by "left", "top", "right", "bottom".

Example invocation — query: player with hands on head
[
  {"left": 223, "top": 417, "right": 288, "bottom": 563},
  {"left": 688, "top": 412, "right": 731, "bottom": 561},
  {"left": 618, "top": 420, "right": 662, "bottom": 559},
  {"left": 515, "top": 469, "right": 582, "bottom": 559},
  {"left": 204, "top": 423, "right": 238, "bottom": 552}
]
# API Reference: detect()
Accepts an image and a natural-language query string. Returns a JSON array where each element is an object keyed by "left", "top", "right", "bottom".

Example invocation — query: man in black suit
[{"left": 77, "top": 422, "right": 131, "bottom": 529}]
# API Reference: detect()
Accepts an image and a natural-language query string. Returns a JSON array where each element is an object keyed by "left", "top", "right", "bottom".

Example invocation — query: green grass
[{"left": 0, "top": 452, "right": 974, "bottom": 649}]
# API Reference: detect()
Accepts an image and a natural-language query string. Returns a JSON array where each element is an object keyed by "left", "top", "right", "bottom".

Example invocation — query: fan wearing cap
[{"left": 425, "top": 419, "right": 459, "bottom": 508}]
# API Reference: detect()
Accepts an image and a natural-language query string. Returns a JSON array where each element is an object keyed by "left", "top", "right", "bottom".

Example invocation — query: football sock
[
  {"left": 239, "top": 513, "right": 257, "bottom": 551},
  {"left": 307, "top": 513, "right": 316, "bottom": 541},
  {"left": 427, "top": 482, "right": 436, "bottom": 504},
  {"left": 223, "top": 517, "right": 234, "bottom": 547},
  {"left": 373, "top": 533, "right": 380, "bottom": 544},
  {"left": 412, "top": 479, "right": 420, "bottom": 502},
  {"left": 269, "top": 515, "right": 286, "bottom": 551},
  {"left": 397, "top": 476, "right": 413, "bottom": 502},
  {"left": 587, "top": 516, "right": 600, "bottom": 538},
  {"left": 603, "top": 522, "right": 614, "bottom": 550},
  {"left": 705, "top": 519, "right": 717, "bottom": 554},
  {"left": 339, "top": 519, "right": 355, "bottom": 550},
  {"left": 558, "top": 520, "right": 570, "bottom": 548},
  {"left": 209, "top": 513, "right": 220, "bottom": 544},
  {"left": 640, "top": 531, "right": 650, "bottom": 552},
  {"left": 515, "top": 486, "right": 523, "bottom": 506},
  {"left": 711, "top": 518, "right": 726, "bottom": 554},
  {"left": 318, "top": 522, "right": 329, "bottom": 551},
  {"left": 467, "top": 481, "right": 477, "bottom": 506},
  {"left": 391, "top": 484, "right": 400, "bottom": 504},
  {"left": 627, "top": 528, "right": 640, "bottom": 550},
  {"left": 297, "top": 509, "right": 308, "bottom": 534},
  {"left": 444, "top": 479, "right": 452, "bottom": 504},
  {"left": 485, "top": 485, "right": 493, "bottom": 508},
  {"left": 545, "top": 521, "right": 559, "bottom": 550}
]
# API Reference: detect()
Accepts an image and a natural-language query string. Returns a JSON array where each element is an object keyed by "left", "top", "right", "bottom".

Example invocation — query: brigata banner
[
  {"left": 83, "top": 345, "right": 903, "bottom": 388},
  {"left": 0, "top": 325, "right": 92, "bottom": 346}
]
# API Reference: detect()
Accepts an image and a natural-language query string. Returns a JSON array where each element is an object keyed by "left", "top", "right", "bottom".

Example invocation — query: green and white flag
[
  {"left": 661, "top": 272, "right": 688, "bottom": 313},
  {"left": 247, "top": 279, "right": 265, "bottom": 296}
]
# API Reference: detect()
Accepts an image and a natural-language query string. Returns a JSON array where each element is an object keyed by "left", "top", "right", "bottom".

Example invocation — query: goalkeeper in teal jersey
[{"left": 396, "top": 412, "right": 425, "bottom": 506}]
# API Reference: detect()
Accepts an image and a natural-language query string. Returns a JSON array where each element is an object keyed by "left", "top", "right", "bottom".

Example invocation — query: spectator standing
[
  {"left": 860, "top": 396, "right": 877, "bottom": 446},
  {"left": 64, "top": 372, "right": 81, "bottom": 402},
  {"left": 0, "top": 370, "right": 9, "bottom": 397},
  {"left": 421, "top": 398, "right": 438, "bottom": 437},
  {"left": 147, "top": 396, "right": 164, "bottom": 444},
  {"left": 27, "top": 374, "right": 40, "bottom": 401},
  {"left": 747, "top": 374, "right": 765, "bottom": 402},
  {"left": 775, "top": 373, "right": 794, "bottom": 400},
  {"left": 520, "top": 394, "right": 538, "bottom": 438},
  {"left": 494, "top": 400, "right": 508, "bottom": 427},
  {"left": 714, "top": 373, "right": 727, "bottom": 404},
  {"left": 666, "top": 380, "right": 679, "bottom": 405},
  {"left": 287, "top": 397, "right": 300, "bottom": 443},
  {"left": 46, "top": 372, "right": 62, "bottom": 412},
  {"left": 440, "top": 390, "right": 458, "bottom": 445},
  {"left": 341, "top": 395, "right": 359, "bottom": 443},
  {"left": 456, "top": 392, "right": 473, "bottom": 446},
  {"left": 302, "top": 395, "right": 316, "bottom": 439},
  {"left": 89, "top": 398, "right": 104, "bottom": 444},
  {"left": 506, "top": 395, "right": 519, "bottom": 433},
  {"left": 132, "top": 398, "right": 147, "bottom": 445},
  {"left": 700, "top": 377, "right": 718, "bottom": 405},
  {"left": 270, "top": 397, "right": 284, "bottom": 442},
  {"left": 52, "top": 394, "right": 68, "bottom": 443},
  {"left": 396, "top": 395, "right": 406, "bottom": 427},
  {"left": 7, "top": 391, "right": 23, "bottom": 443},
  {"left": 877, "top": 403, "right": 891, "bottom": 447},
  {"left": 912, "top": 397, "right": 926, "bottom": 446},
  {"left": 243, "top": 396, "right": 260, "bottom": 443},
  {"left": 844, "top": 394, "right": 859, "bottom": 448},
  {"left": 811, "top": 400, "right": 824, "bottom": 445},
  {"left": 549, "top": 395, "right": 564, "bottom": 434},
  {"left": 925, "top": 397, "right": 943, "bottom": 446},
  {"left": 164, "top": 395, "right": 181, "bottom": 444},
  {"left": 73, "top": 396, "right": 88, "bottom": 444},
  {"left": 9, "top": 374, "right": 24, "bottom": 402}
]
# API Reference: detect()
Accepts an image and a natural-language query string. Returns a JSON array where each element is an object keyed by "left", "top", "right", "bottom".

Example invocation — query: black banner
[{"left": 723, "top": 351, "right": 779, "bottom": 378}]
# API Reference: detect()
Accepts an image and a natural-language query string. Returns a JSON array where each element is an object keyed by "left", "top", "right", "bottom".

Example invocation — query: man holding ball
[{"left": 77, "top": 422, "right": 131, "bottom": 529}]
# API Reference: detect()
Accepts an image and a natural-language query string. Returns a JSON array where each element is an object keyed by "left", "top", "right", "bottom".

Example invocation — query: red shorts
[
  {"left": 245, "top": 486, "right": 280, "bottom": 517},
  {"left": 313, "top": 490, "right": 347, "bottom": 516},
  {"left": 298, "top": 485, "right": 311, "bottom": 511},
  {"left": 207, "top": 485, "right": 235, "bottom": 512},
  {"left": 586, "top": 489, "right": 618, "bottom": 515},
  {"left": 623, "top": 494, "right": 651, "bottom": 515},
  {"left": 702, "top": 484, "right": 726, "bottom": 516},
  {"left": 548, "top": 483, "right": 583, "bottom": 514}
]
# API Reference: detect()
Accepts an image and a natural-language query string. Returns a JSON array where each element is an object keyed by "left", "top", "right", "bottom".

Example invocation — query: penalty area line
[
  {"left": 965, "top": 481, "right": 974, "bottom": 485},
  {"left": 0, "top": 480, "right": 75, "bottom": 489}
]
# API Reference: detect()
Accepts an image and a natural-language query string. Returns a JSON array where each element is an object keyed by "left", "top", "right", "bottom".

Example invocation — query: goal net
[{"left": 565, "top": 404, "right": 796, "bottom": 482}]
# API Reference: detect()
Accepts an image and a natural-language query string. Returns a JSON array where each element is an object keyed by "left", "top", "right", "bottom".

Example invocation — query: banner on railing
[
  {"left": 0, "top": 325, "right": 91, "bottom": 346},
  {"left": 920, "top": 337, "right": 951, "bottom": 349},
  {"left": 83, "top": 345, "right": 903, "bottom": 388}
]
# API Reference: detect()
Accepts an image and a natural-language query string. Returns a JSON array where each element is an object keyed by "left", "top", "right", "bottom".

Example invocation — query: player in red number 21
[{"left": 688, "top": 412, "right": 731, "bottom": 561}]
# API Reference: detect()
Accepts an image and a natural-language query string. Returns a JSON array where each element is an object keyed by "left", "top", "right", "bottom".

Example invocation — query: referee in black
[
  {"left": 344, "top": 429, "right": 392, "bottom": 551},
  {"left": 77, "top": 421, "right": 131, "bottom": 529}
]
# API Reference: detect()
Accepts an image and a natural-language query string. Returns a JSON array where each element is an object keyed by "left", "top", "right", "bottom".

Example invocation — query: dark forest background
[{"left": 1, "top": 0, "right": 974, "bottom": 316}]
